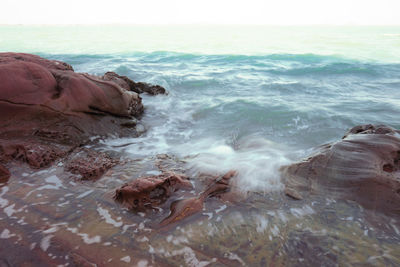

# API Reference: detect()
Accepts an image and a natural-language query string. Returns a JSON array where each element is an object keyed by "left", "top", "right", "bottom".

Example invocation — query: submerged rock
[
  {"left": 114, "top": 172, "right": 193, "bottom": 210},
  {"left": 281, "top": 124, "right": 400, "bottom": 216},
  {"left": 0, "top": 52, "right": 159, "bottom": 175},
  {"left": 114, "top": 169, "right": 238, "bottom": 226},
  {"left": 159, "top": 170, "right": 238, "bottom": 226}
]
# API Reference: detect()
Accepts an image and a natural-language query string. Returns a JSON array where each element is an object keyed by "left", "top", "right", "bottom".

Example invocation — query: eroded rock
[
  {"left": 114, "top": 172, "right": 192, "bottom": 210},
  {"left": 0, "top": 139, "right": 71, "bottom": 169},
  {"left": 65, "top": 149, "right": 119, "bottom": 180},
  {"left": 159, "top": 170, "right": 238, "bottom": 226},
  {"left": 0, "top": 52, "right": 150, "bottom": 175},
  {"left": 114, "top": 170, "right": 239, "bottom": 226},
  {"left": 281, "top": 124, "right": 400, "bottom": 216}
]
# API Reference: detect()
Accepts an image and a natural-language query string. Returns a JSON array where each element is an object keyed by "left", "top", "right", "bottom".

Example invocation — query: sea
[
  {"left": 1, "top": 25, "right": 400, "bottom": 265},
  {"left": 3, "top": 25, "right": 399, "bottom": 190}
]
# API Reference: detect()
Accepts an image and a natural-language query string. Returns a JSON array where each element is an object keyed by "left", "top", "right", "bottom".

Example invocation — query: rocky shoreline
[
  {"left": 1, "top": 53, "right": 400, "bottom": 266},
  {"left": 0, "top": 53, "right": 240, "bottom": 228}
]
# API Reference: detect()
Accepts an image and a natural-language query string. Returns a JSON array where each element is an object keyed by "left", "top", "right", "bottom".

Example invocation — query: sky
[{"left": 1, "top": 0, "right": 400, "bottom": 25}]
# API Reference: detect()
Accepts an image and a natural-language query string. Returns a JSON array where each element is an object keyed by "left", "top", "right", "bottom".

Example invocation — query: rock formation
[
  {"left": 281, "top": 124, "right": 400, "bottom": 216},
  {"left": 0, "top": 52, "right": 161, "bottom": 177},
  {"left": 114, "top": 172, "right": 193, "bottom": 210},
  {"left": 114, "top": 170, "right": 238, "bottom": 226},
  {"left": 159, "top": 170, "right": 237, "bottom": 226}
]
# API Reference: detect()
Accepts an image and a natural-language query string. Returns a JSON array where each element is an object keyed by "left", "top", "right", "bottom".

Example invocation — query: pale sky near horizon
[{"left": 1, "top": 0, "right": 400, "bottom": 25}]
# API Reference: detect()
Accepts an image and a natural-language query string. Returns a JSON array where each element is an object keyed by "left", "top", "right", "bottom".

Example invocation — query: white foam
[
  {"left": 43, "top": 226, "right": 59, "bottom": 234},
  {"left": 120, "top": 256, "right": 131, "bottom": 263},
  {"left": 171, "top": 246, "right": 213, "bottom": 267},
  {"left": 215, "top": 205, "right": 227, "bottom": 213},
  {"left": 97, "top": 205, "right": 123, "bottom": 227},
  {"left": 255, "top": 215, "right": 269, "bottom": 233},
  {"left": 40, "top": 235, "right": 53, "bottom": 251},
  {"left": 26, "top": 175, "right": 65, "bottom": 197},
  {"left": 4, "top": 204, "right": 16, "bottom": 217},
  {"left": 76, "top": 190, "right": 94, "bottom": 199},
  {"left": 137, "top": 259, "right": 149, "bottom": 267},
  {"left": 0, "top": 186, "right": 9, "bottom": 208},
  {"left": 79, "top": 233, "right": 101, "bottom": 244},
  {"left": 122, "top": 223, "right": 136, "bottom": 234},
  {"left": 0, "top": 229, "right": 15, "bottom": 239},
  {"left": 185, "top": 137, "right": 291, "bottom": 193},
  {"left": 45, "top": 175, "right": 64, "bottom": 188},
  {"left": 226, "top": 252, "right": 245, "bottom": 266},
  {"left": 290, "top": 205, "right": 315, "bottom": 218},
  {"left": 66, "top": 227, "right": 101, "bottom": 244}
]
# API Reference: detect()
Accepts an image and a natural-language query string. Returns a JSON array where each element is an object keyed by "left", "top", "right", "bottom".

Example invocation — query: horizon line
[{"left": 1, "top": 23, "right": 400, "bottom": 27}]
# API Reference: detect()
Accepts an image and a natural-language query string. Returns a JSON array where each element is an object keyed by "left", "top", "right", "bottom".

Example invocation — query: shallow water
[
  {"left": 2, "top": 157, "right": 400, "bottom": 266},
  {"left": 1, "top": 25, "right": 400, "bottom": 266}
]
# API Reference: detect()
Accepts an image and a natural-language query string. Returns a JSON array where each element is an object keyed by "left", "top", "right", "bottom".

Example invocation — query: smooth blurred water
[
  {"left": 44, "top": 51, "right": 400, "bottom": 192},
  {"left": 1, "top": 25, "right": 400, "bottom": 191}
]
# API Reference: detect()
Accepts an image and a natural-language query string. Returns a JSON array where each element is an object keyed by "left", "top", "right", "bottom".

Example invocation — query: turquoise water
[{"left": 1, "top": 25, "right": 400, "bottom": 190}]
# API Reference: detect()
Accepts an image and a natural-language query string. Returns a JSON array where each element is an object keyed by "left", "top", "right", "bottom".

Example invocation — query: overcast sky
[{"left": 1, "top": 0, "right": 400, "bottom": 25}]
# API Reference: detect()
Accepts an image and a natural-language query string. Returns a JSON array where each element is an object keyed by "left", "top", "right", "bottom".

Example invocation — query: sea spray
[{"left": 183, "top": 136, "right": 292, "bottom": 193}]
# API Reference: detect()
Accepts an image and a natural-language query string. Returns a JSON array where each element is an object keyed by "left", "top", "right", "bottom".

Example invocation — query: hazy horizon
[{"left": 2, "top": 0, "right": 400, "bottom": 25}]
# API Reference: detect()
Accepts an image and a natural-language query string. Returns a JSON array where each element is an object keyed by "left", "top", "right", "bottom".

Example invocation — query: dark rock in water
[
  {"left": 65, "top": 149, "right": 119, "bottom": 180},
  {"left": 0, "top": 164, "right": 10, "bottom": 183},
  {"left": 103, "top": 71, "right": 167, "bottom": 95},
  {"left": 159, "top": 170, "right": 238, "bottom": 227},
  {"left": 281, "top": 124, "right": 400, "bottom": 216},
  {"left": 159, "top": 196, "right": 204, "bottom": 227},
  {"left": 114, "top": 172, "right": 193, "bottom": 210},
  {"left": 342, "top": 124, "right": 399, "bottom": 139},
  {"left": 134, "top": 82, "right": 167, "bottom": 95},
  {"left": 201, "top": 170, "right": 237, "bottom": 198},
  {"left": 115, "top": 170, "right": 238, "bottom": 226},
  {"left": 0, "top": 52, "right": 153, "bottom": 175}
]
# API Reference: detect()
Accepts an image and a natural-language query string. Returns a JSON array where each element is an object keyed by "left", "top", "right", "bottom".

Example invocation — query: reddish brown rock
[
  {"left": 103, "top": 71, "right": 167, "bottom": 95},
  {"left": 0, "top": 164, "right": 10, "bottom": 183},
  {"left": 0, "top": 52, "right": 148, "bottom": 172},
  {"left": 114, "top": 172, "right": 192, "bottom": 210},
  {"left": 281, "top": 124, "right": 400, "bottom": 216},
  {"left": 159, "top": 170, "right": 237, "bottom": 226},
  {"left": 201, "top": 170, "right": 237, "bottom": 198},
  {"left": 65, "top": 149, "right": 119, "bottom": 180},
  {"left": 0, "top": 52, "right": 73, "bottom": 71},
  {"left": 159, "top": 196, "right": 204, "bottom": 227}
]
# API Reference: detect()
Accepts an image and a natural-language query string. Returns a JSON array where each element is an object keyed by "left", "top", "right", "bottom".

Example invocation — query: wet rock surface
[
  {"left": 114, "top": 169, "right": 239, "bottom": 227},
  {"left": 0, "top": 164, "right": 10, "bottom": 183},
  {"left": 114, "top": 172, "right": 193, "bottom": 210},
  {"left": 282, "top": 124, "right": 400, "bottom": 216},
  {"left": 0, "top": 53, "right": 149, "bottom": 176},
  {"left": 65, "top": 149, "right": 119, "bottom": 180},
  {"left": 159, "top": 170, "right": 238, "bottom": 227}
]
